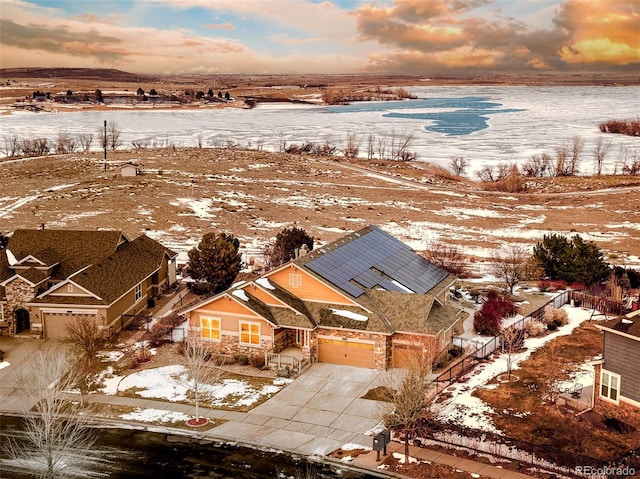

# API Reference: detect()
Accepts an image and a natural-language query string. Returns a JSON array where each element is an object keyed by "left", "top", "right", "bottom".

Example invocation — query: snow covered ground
[{"left": 433, "top": 305, "right": 604, "bottom": 433}]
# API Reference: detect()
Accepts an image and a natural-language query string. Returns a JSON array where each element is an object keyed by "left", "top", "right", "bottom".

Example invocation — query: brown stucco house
[
  {"left": 182, "top": 225, "right": 462, "bottom": 370},
  {"left": 594, "top": 310, "right": 640, "bottom": 408},
  {"left": 0, "top": 229, "right": 177, "bottom": 339}
]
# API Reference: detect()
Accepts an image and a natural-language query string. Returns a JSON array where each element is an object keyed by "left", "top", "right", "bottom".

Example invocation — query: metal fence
[{"left": 435, "top": 290, "right": 570, "bottom": 392}]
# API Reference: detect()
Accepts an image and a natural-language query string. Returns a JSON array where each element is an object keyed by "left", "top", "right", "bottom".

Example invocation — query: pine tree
[
  {"left": 187, "top": 232, "right": 242, "bottom": 294},
  {"left": 533, "top": 233, "right": 609, "bottom": 286}
]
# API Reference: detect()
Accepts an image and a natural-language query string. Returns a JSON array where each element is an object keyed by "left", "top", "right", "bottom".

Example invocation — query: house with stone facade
[
  {"left": 594, "top": 310, "right": 640, "bottom": 408},
  {"left": 0, "top": 229, "right": 177, "bottom": 339},
  {"left": 182, "top": 225, "right": 461, "bottom": 370}
]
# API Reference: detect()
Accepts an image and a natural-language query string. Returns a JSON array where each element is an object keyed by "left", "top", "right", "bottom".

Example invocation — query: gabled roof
[
  {"left": 299, "top": 225, "right": 451, "bottom": 298},
  {"left": 1, "top": 229, "right": 176, "bottom": 305},
  {"left": 183, "top": 226, "right": 461, "bottom": 337}
]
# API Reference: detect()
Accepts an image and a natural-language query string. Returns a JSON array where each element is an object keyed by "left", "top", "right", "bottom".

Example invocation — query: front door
[{"left": 15, "top": 308, "right": 30, "bottom": 333}]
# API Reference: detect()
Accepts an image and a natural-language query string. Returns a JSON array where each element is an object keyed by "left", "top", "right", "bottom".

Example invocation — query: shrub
[
  {"left": 249, "top": 354, "right": 266, "bottom": 369},
  {"left": 474, "top": 291, "right": 517, "bottom": 336},
  {"left": 537, "top": 279, "right": 567, "bottom": 292},
  {"left": 544, "top": 306, "right": 568, "bottom": 327},
  {"left": 525, "top": 320, "right": 546, "bottom": 337},
  {"left": 234, "top": 353, "right": 249, "bottom": 365}
]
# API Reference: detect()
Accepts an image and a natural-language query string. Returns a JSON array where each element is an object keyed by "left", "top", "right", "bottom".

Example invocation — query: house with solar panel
[{"left": 182, "top": 225, "right": 461, "bottom": 370}]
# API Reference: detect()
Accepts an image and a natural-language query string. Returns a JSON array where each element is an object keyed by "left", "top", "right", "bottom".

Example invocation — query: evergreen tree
[
  {"left": 263, "top": 227, "right": 314, "bottom": 270},
  {"left": 533, "top": 233, "right": 609, "bottom": 286},
  {"left": 187, "top": 232, "right": 242, "bottom": 294}
]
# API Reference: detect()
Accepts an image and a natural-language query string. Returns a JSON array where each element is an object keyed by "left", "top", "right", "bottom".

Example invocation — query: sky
[{"left": 0, "top": 0, "right": 638, "bottom": 75}]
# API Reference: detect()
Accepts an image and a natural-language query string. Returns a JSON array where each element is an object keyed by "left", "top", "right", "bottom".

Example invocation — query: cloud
[
  {"left": 355, "top": 0, "right": 640, "bottom": 73},
  {"left": 556, "top": 0, "right": 640, "bottom": 65},
  {"left": 203, "top": 23, "right": 235, "bottom": 31},
  {"left": 270, "top": 34, "right": 326, "bottom": 45}
]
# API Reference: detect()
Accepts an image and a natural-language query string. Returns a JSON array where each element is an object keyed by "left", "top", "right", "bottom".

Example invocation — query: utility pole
[{"left": 103, "top": 120, "right": 107, "bottom": 171}]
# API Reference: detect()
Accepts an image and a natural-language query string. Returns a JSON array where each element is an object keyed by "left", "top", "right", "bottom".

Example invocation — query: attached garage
[
  {"left": 317, "top": 337, "right": 375, "bottom": 368},
  {"left": 42, "top": 310, "right": 98, "bottom": 339}
]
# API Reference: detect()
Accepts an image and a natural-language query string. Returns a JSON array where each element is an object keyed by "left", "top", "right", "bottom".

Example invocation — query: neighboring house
[
  {"left": 0, "top": 229, "right": 177, "bottom": 339},
  {"left": 119, "top": 162, "right": 141, "bottom": 177},
  {"left": 595, "top": 310, "right": 640, "bottom": 408},
  {"left": 182, "top": 225, "right": 462, "bottom": 370}
]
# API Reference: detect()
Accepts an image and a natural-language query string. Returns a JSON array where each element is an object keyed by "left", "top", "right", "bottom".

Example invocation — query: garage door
[
  {"left": 392, "top": 343, "right": 422, "bottom": 369},
  {"left": 317, "top": 337, "right": 374, "bottom": 368},
  {"left": 43, "top": 311, "right": 97, "bottom": 339}
]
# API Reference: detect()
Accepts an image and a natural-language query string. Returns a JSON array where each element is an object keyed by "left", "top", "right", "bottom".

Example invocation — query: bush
[
  {"left": 525, "top": 320, "right": 546, "bottom": 337},
  {"left": 149, "top": 312, "right": 185, "bottom": 346},
  {"left": 234, "top": 353, "right": 249, "bottom": 365},
  {"left": 474, "top": 291, "right": 517, "bottom": 336},
  {"left": 249, "top": 354, "right": 266, "bottom": 369},
  {"left": 544, "top": 306, "right": 568, "bottom": 327},
  {"left": 537, "top": 279, "right": 567, "bottom": 292}
]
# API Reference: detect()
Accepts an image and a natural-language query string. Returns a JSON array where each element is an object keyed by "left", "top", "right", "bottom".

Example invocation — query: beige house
[
  {"left": 0, "top": 229, "right": 177, "bottom": 339},
  {"left": 182, "top": 226, "right": 462, "bottom": 370}
]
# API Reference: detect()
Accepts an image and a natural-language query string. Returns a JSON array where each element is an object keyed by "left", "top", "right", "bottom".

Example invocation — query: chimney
[{"left": 299, "top": 244, "right": 309, "bottom": 257}]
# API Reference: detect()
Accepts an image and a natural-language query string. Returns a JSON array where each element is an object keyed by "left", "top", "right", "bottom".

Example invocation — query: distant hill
[{"left": 0, "top": 67, "right": 153, "bottom": 82}]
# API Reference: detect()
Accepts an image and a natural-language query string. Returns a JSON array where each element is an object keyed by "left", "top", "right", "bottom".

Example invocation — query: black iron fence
[{"left": 435, "top": 291, "right": 570, "bottom": 393}]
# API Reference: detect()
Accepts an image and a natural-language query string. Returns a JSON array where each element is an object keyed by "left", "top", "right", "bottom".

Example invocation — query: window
[
  {"left": 135, "top": 283, "right": 142, "bottom": 301},
  {"left": 289, "top": 273, "right": 302, "bottom": 288},
  {"left": 601, "top": 370, "right": 620, "bottom": 403},
  {"left": 240, "top": 321, "right": 260, "bottom": 345},
  {"left": 200, "top": 317, "right": 220, "bottom": 341}
]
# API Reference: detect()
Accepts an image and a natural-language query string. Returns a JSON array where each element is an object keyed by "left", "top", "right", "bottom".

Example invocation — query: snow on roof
[
  {"left": 6, "top": 249, "right": 18, "bottom": 266},
  {"left": 232, "top": 289, "right": 249, "bottom": 301},
  {"left": 256, "top": 277, "right": 275, "bottom": 290},
  {"left": 330, "top": 308, "right": 368, "bottom": 322}
]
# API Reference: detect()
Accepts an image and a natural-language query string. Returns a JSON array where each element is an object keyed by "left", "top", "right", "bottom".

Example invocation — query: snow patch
[{"left": 330, "top": 309, "right": 368, "bottom": 321}]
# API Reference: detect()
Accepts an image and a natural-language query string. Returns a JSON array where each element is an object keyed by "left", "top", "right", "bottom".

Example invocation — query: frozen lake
[{"left": 2, "top": 85, "right": 638, "bottom": 175}]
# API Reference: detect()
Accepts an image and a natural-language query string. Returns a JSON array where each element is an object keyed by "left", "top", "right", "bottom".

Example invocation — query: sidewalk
[
  {"left": 79, "top": 386, "right": 532, "bottom": 479},
  {"left": 350, "top": 440, "right": 536, "bottom": 479}
]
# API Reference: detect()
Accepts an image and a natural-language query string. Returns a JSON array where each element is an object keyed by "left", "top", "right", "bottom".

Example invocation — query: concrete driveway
[
  {"left": 206, "top": 363, "right": 389, "bottom": 456},
  {"left": 0, "top": 337, "right": 72, "bottom": 413}
]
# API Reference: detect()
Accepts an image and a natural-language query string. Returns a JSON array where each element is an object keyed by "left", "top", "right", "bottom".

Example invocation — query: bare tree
[
  {"left": 366, "top": 133, "right": 375, "bottom": 160},
  {"left": 65, "top": 316, "right": 108, "bottom": 364},
  {"left": 2, "top": 135, "right": 21, "bottom": 157},
  {"left": 181, "top": 331, "right": 226, "bottom": 425},
  {"left": 379, "top": 337, "right": 436, "bottom": 463},
  {"left": 622, "top": 149, "right": 640, "bottom": 176},
  {"left": 501, "top": 325, "right": 525, "bottom": 380},
  {"left": 475, "top": 162, "right": 511, "bottom": 182},
  {"left": 99, "top": 121, "right": 122, "bottom": 151},
  {"left": 522, "top": 153, "right": 552, "bottom": 177},
  {"left": 7, "top": 347, "right": 97, "bottom": 479},
  {"left": 593, "top": 137, "right": 611, "bottom": 175},
  {"left": 491, "top": 245, "right": 527, "bottom": 295},
  {"left": 389, "top": 131, "right": 416, "bottom": 161},
  {"left": 77, "top": 133, "right": 93, "bottom": 153},
  {"left": 341, "top": 132, "right": 360, "bottom": 158},
  {"left": 449, "top": 157, "right": 469, "bottom": 176},
  {"left": 55, "top": 133, "right": 77, "bottom": 154},
  {"left": 423, "top": 241, "right": 470, "bottom": 278},
  {"left": 567, "top": 135, "right": 583, "bottom": 176}
]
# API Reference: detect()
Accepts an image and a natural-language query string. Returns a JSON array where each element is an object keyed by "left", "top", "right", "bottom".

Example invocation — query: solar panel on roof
[{"left": 305, "top": 226, "right": 449, "bottom": 298}]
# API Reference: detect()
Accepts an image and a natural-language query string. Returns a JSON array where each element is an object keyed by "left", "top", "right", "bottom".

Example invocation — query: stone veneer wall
[{"left": 4, "top": 278, "right": 36, "bottom": 336}]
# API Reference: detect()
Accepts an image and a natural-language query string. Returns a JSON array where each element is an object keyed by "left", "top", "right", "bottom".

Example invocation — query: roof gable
[{"left": 301, "top": 225, "right": 450, "bottom": 298}]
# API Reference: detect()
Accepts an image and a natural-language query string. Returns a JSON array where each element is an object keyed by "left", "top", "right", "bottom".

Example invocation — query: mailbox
[{"left": 373, "top": 429, "right": 391, "bottom": 461}]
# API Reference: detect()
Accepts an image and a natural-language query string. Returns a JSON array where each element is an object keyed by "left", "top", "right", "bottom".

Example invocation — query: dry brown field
[{"left": 2, "top": 148, "right": 639, "bottom": 271}]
